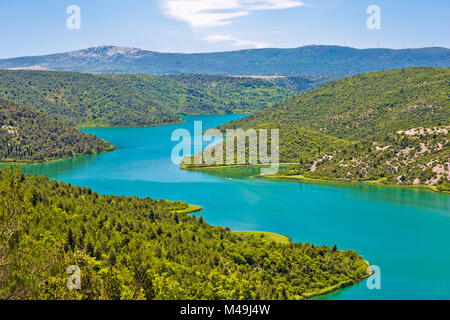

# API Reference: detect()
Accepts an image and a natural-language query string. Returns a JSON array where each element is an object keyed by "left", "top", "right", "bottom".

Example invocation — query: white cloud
[
  {"left": 203, "top": 33, "right": 270, "bottom": 48},
  {"left": 162, "top": 0, "right": 304, "bottom": 28}
]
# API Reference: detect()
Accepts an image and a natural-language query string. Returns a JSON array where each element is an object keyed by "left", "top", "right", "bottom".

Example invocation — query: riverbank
[
  {"left": 168, "top": 209, "right": 372, "bottom": 300},
  {"left": 17, "top": 114, "right": 450, "bottom": 299},
  {"left": 181, "top": 162, "right": 449, "bottom": 194},
  {"left": 180, "top": 162, "right": 296, "bottom": 170},
  {"left": 0, "top": 145, "right": 116, "bottom": 166},
  {"left": 231, "top": 230, "right": 371, "bottom": 299},
  {"left": 0, "top": 145, "right": 117, "bottom": 166},
  {"left": 77, "top": 118, "right": 185, "bottom": 129},
  {"left": 302, "top": 271, "right": 372, "bottom": 300},
  {"left": 255, "top": 173, "right": 450, "bottom": 194}
]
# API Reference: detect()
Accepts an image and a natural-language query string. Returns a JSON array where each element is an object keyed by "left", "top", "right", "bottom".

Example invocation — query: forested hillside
[
  {"left": 186, "top": 68, "right": 450, "bottom": 190},
  {"left": 0, "top": 70, "right": 180, "bottom": 127},
  {"left": 281, "top": 127, "right": 450, "bottom": 191},
  {"left": 0, "top": 45, "right": 448, "bottom": 75},
  {"left": 264, "top": 75, "right": 343, "bottom": 91},
  {"left": 182, "top": 124, "right": 352, "bottom": 169},
  {"left": 110, "top": 74, "right": 298, "bottom": 115},
  {"left": 0, "top": 167, "right": 369, "bottom": 299},
  {"left": 219, "top": 68, "right": 449, "bottom": 141},
  {"left": 0, "top": 71, "right": 296, "bottom": 127},
  {"left": 0, "top": 99, "right": 114, "bottom": 163}
]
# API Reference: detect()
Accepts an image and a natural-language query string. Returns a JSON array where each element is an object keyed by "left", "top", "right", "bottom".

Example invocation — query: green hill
[
  {"left": 0, "top": 70, "right": 297, "bottom": 127},
  {"left": 0, "top": 167, "right": 369, "bottom": 299},
  {"left": 182, "top": 124, "right": 352, "bottom": 169},
  {"left": 0, "top": 99, "right": 114, "bottom": 163},
  {"left": 219, "top": 68, "right": 449, "bottom": 141},
  {"left": 189, "top": 68, "right": 450, "bottom": 190},
  {"left": 281, "top": 127, "right": 449, "bottom": 190},
  {"left": 264, "top": 75, "right": 343, "bottom": 91},
  {"left": 0, "top": 70, "right": 180, "bottom": 127},
  {"left": 109, "top": 74, "right": 298, "bottom": 115}
]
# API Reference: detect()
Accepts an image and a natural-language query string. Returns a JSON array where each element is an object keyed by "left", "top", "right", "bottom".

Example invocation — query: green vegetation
[
  {"left": 265, "top": 75, "right": 343, "bottom": 91},
  {"left": 182, "top": 124, "right": 352, "bottom": 169},
  {"left": 185, "top": 68, "right": 450, "bottom": 190},
  {"left": 110, "top": 74, "right": 298, "bottom": 115},
  {"left": 0, "top": 70, "right": 296, "bottom": 127},
  {"left": 232, "top": 232, "right": 291, "bottom": 245},
  {"left": 436, "top": 182, "right": 450, "bottom": 192},
  {"left": 219, "top": 68, "right": 449, "bottom": 141},
  {"left": 282, "top": 127, "right": 449, "bottom": 188},
  {"left": 0, "top": 167, "right": 369, "bottom": 300},
  {"left": 0, "top": 98, "right": 114, "bottom": 163},
  {"left": 169, "top": 204, "right": 203, "bottom": 214},
  {"left": 0, "top": 70, "right": 180, "bottom": 127}
]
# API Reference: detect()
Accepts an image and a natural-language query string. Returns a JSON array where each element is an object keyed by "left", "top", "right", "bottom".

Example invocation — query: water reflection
[{"left": 1, "top": 153, "right": 102, "bottom": 179}]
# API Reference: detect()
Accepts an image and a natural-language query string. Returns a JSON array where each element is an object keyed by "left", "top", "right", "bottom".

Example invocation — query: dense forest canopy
[
  {"left": 187, "top": 68, "right": 450, "bottom": 190},
  {"left": 263, "top": 75, "right": 343, "bottom": 91},
  {"left": 0, "top": 98, "right": 114, "bottom": 163},
  {"left": 219, "top": 68, "right": 450, "bottom": 141},
  {"left": 0, "top": 71, "right": 180, "bottom": 127},
  {"left": 109, "top": 73, "right": 298, "bottom": 115},
  {"left": 0, "top": 70, "right": 297, "bottom": 127},
  {"left": 0, "top": 167, "right": 369, "bottom": 299}
]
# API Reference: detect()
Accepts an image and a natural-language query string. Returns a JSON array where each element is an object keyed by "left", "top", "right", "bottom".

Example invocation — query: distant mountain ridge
[{"left": 1, "top": 45, "right": 449, "bottom": 76}]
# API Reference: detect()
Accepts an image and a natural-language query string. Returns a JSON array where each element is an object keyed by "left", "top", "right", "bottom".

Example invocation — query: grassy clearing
[
  {"left": 170, "top": 204, "right": 203, "bottom": 214},
  {"left": 232, "top": 231, "right": 291, "bottom": 245}
]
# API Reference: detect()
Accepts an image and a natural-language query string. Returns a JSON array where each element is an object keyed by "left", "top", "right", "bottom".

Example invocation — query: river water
[{"left": 15, "top": 114, "right": 450, "bottom": 299}]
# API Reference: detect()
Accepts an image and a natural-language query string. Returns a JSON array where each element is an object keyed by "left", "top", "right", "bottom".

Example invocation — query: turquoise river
[{"left": 13, "top": 114, "right": 450, "bottom": 299}]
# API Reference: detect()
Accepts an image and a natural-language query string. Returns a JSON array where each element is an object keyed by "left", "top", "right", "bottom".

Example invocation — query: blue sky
[{"left": 0, "top": 0, "right": 449, "bottom": 58}]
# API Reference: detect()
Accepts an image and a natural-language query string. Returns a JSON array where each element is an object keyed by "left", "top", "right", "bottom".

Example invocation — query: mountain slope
[
  {"left": 0, "top": 98, "right": 114, "bottom": 162},
  {"left": 219, "top": 68, "right": 450, "bottom": 141},
  {"left": 263, "top": 75, "right": 343, "bottom": 91},
  {"left": 109, "top": 74, "right": 298, "bottom": 115},
  {"left": 182, "top": 124, "right": 353, "bottom": 169},
  {"left": 282, "top": 127, "right": 449, "bottom": 190},
  {"left": 0, "top": 167, "right": 369, "bottom": 299},
  {"left": 0, "top": 70, "right": 181, "bottom": 127},
  {"left": 1, "top": 45, "right": 449, "bottom": 76},
  {"left": 0, "top": 70, "right": 296, "bottom": 126},
  {"left": 188, "top": 68, "right": 449, "bottom": 189}
]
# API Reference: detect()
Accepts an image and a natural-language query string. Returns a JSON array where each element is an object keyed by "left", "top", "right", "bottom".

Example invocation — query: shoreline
[
  {"left": 170, "top": 204, "right": 203, "bottom": 214},
  {"left": 231, "top": 230, "right": 372, "bottom": 300},
  {"left": 181, "top": 163, "right": 449, "bottom": 194},
  {"left": 257, "top": 174, "right": 450, "bottom": 194},
  {"left": 181, "top": 162, "right": 296, "bottom": 170},
  {"left": 0, "top": 146, "right": 116, "bottom": 166},
  {"left": 302, "top": 271, "right": 372, "bottom": 300},
  {"left": 174, "top": 211, "right": 372, "bottom": 300},
  {"left": 77, "top": 118, "right": 185, "bottom": 129}
]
